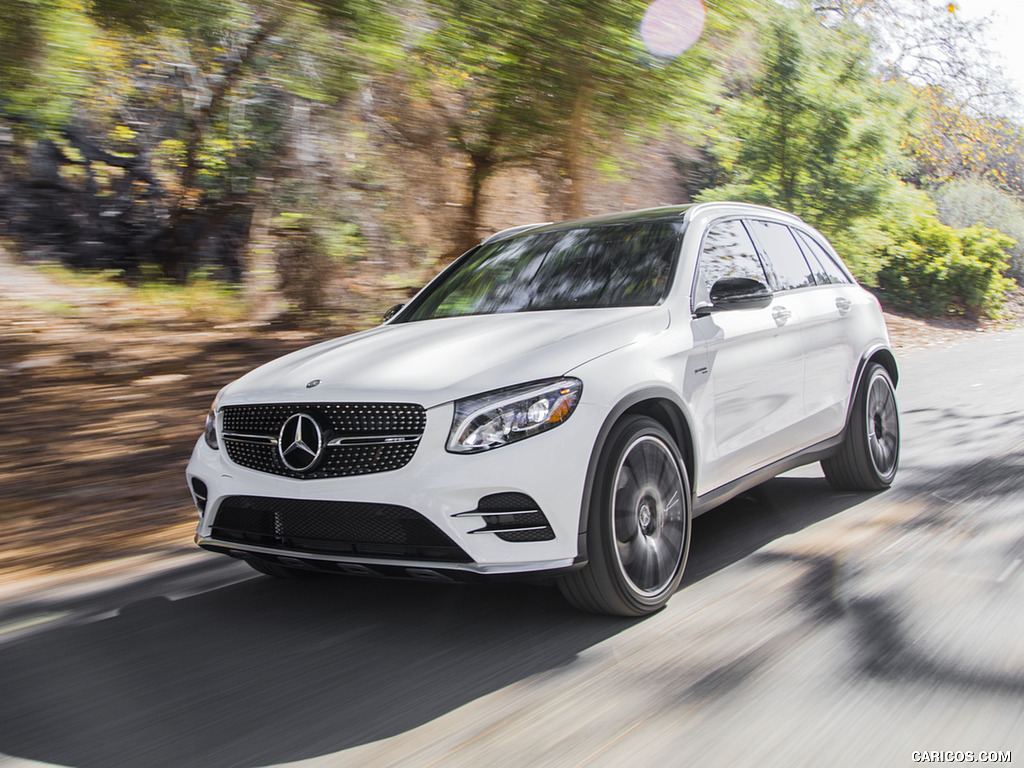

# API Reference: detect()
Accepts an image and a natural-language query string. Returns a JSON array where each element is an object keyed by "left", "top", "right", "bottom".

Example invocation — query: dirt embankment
[{"left": 1, "top": 254, "right": 1021, "bottom": 584}]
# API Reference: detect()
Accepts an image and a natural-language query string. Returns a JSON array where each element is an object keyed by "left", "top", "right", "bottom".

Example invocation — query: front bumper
[{"left": 186, "top": 400, "right": 605, "bottom": 576}]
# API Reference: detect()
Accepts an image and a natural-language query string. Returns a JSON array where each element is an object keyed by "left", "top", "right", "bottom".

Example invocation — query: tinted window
[
  {"left": 747, "top": 220, "right": 816, "bottom": 290},
  {"left": 401, "top": 221, "right": 681, "bottom": 321},
  {"left": 794, "top": 230, "right": 851, "bottom": 285},
  {"left": 696, "top": 220, "right": 768, "bottom": 300}
]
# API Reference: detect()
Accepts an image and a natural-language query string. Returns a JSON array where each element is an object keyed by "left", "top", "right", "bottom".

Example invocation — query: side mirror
[
  {"left": 382, "top": 303, "right": 404, "bottom": 323},
  {"left": 695, "top": 277, "right": 772, "bottom": 316}
]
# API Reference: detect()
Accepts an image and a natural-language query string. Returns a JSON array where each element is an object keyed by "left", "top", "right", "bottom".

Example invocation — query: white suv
[{"left": 187, "top": 202, "right": 899, "bottom": 616}]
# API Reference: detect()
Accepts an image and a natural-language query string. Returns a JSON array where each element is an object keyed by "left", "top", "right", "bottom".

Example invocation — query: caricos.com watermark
[{"left": 912, "top": 752, "right": 1011, "bottom": 763}]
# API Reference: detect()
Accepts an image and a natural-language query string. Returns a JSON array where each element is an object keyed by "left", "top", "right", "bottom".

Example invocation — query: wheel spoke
[
  {"left": 614, "top": 465, "right": 639, "bottom": 543},
  {"left": 611, "top": 434, "right": 688, "bottom": 596},
  {"left": 866, "top": 373, "right": 899, "bottom": 476}
]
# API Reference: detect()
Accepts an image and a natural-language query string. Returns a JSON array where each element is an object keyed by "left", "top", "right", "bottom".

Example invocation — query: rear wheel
[
  {"left": 822, "top": 362, "right": 900, "bottom": 490},
  {"left": 559, "top": 415, "right": 690, "bottom": 616}
]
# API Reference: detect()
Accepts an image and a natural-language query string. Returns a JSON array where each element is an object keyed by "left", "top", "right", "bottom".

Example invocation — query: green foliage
[
  {"left": 826, "top": 183, "right": 938, "bottom": 283},
  {"left": 697, "top": 11, "right": 913, "bottom": 236},
  {"left": 417, "top": 0, "right": 742, "bottom": 219},
  {"left": 0, "top": 1, "right": 111, "bottom": 132},
  {"left": 876, "top": 217, "right": 1014, "bottom": 317},
  {"left": 692, "top": 5, "right": 1018, "bottom": 318},
  {"left": 930, "top": 178, "right": 1024, "bottom": 283},
  {"left": 3, "top": 0, "right": 1022, "bottom": 323},
  {"left": 695, "top": 6, "right": 927, "bottom": 287}
]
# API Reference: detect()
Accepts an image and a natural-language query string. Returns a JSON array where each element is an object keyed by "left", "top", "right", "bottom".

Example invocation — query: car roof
[{"left": 481, "top": 202, "right": 804, "bottom": 244}]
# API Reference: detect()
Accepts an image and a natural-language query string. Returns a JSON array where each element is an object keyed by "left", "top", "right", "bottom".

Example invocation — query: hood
[{"left": 221, "top": 306, "right": 670, "bottom": 407}]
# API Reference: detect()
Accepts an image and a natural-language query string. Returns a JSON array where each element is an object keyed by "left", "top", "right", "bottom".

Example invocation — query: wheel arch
[
  {"left": 574, "top": 388, "right": 696, "bottom": 564},
  {"left": 845, "top": 345, "right": 899, "bottom": 430},
  {"left": 867, "top": 346, "right": 898, "bottom": 387}
]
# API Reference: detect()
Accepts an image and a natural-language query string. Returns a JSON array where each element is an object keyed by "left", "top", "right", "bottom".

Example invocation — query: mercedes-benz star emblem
[{"left": 278, "top": 413, "right": 324, "bottom": 472}]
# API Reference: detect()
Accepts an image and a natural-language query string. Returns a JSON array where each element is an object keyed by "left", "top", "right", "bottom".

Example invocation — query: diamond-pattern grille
[
  {"left": 220, "top": 402, "right": 425, "bottom": 479},
  {"left": 212, "top": 495, "right": 471, "bottom": 562}
]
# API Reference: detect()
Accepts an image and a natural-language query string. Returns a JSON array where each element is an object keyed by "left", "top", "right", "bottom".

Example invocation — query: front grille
[
  {"left": 220, "top": 402, "right": 425, "bottom": 479},
  {"left": 212, "top": 495, "right": 471, "bottom": 563}
]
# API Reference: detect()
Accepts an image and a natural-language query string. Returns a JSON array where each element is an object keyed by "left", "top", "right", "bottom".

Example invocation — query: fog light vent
[
  {"left": 190, "top": 478, "right": 209, "bottom": 513},
  {"left": 455, "top": 492, "right": 556, "bottom": 542}
]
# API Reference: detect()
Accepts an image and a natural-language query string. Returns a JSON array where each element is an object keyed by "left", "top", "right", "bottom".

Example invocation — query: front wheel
[
  {"left": 822, "top": 362, "right": 900, "bottom": 490},
  {"left": 559, "top": 415, "right": 691, "bottom": 616}
]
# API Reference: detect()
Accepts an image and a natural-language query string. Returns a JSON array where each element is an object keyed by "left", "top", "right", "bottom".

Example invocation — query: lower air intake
[{"left": 212, "top": 496, "right": 471, "bottom": 563}]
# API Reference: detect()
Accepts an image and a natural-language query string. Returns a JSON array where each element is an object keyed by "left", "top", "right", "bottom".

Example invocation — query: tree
[
  {"left": 697, "top": 11, "right": 912, "bottom": 251},
  {"left": 808, "top": 0, "right": 1018, "bottom": 117},
  {"left": 904, "top": 87, "right": 1024, "bottom": 199},
  {"left": 0, "top": 0, "right": 401, "bottom": 280},
  {"left": 410, "top": 0, "right": 743, "bottom": 256}
]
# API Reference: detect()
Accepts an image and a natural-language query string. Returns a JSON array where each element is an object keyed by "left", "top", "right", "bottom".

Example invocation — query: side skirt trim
[{"left": 693, "top": 433, "right": 844, "bottom": 517}]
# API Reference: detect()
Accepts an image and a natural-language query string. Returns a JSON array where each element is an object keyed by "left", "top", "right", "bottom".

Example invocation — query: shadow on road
[
  {"left": 0, "top": 474, "right": 868, "bottom": 768},
  {"left": 685, "top": 473, "right": 871, "bottom": 585},
  {"left": 0, "top": 574, "right": 633, "bottom": 768}
]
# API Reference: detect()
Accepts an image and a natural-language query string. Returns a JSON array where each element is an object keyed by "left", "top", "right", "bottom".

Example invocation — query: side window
[
  {"left": 794, "top": 230, "right": 852, "bottom": 285},
  {"left": 696, "top": 220, "right": 769, "bottom": 303},
  {"left": 746, "top": 220, "right": 816, "bottom": 291}
]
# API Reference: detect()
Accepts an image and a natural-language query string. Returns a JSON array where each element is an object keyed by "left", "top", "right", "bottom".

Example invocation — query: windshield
[{"left": 400, "top": 220, "right": 683, "bottom": 321}]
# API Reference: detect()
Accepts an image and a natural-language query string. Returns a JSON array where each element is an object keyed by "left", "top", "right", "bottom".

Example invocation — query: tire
[
  {"left": 558, "top": 415, "right": 691, "bottom": 616},
  {"left": 246, "top": 558, "right": 323, "bottom": 579},
  {"left": 822, "top": 362, "right": 900, "bottom": 491}
]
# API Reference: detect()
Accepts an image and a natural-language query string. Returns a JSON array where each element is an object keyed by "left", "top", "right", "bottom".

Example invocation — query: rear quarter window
[
  {"left": 745, "top": 220, "right": 816, "bottom": 291},
  {"left": 793, "top": 230, "right": 853, "bottom": 285}
]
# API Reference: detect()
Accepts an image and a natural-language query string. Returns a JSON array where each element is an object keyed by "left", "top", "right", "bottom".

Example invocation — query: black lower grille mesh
[
  {"left": 212, "top": 496, "right": 471, "bottom": 562},
  {"left": 495, "top": 528, "right": 558, "bottom": 543},
  {"left": 478, "top": 492, "right": 541, "bottom": 512}
]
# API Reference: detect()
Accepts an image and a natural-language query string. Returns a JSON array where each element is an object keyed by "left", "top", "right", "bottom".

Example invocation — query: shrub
[
  {"left": 930, "top": 178, "right": 1024, "bottom": 284},
  {"left": 876, "top": 217, "right": 1014, "bottom": 318}
]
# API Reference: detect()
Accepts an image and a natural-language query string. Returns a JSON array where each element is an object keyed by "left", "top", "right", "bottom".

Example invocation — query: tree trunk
[
  {"left": 564, "top": 82, "right": 593, "bottom": 219},
  {"left": 447, "top": 149, "right": 496, "bottom": 260}
]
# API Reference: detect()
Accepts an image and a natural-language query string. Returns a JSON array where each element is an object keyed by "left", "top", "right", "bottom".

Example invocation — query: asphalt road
[{"left": 2, "top": 329, "right": 1023, "bottom": 768}]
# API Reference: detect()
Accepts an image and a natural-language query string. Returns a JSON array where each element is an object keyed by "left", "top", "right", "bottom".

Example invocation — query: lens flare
[{"left": 640, "top": 0, "right": 706, "bottom": 58}]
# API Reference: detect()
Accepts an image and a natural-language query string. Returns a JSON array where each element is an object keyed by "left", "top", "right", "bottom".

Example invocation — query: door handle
[
  {"left": 835, "top": 297, "right": 852, "bottom": 315},
  {"left": 772, "top": 306, "right": 791, "bottom": 326}
]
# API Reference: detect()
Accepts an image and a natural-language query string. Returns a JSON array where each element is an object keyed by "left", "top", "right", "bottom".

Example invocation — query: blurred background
[
  {"left": 1, "top": 0, "right": 1023, "bottom": 579},
  {"left": 2, "top": 4, "right": 1024, "bottom": 766}
]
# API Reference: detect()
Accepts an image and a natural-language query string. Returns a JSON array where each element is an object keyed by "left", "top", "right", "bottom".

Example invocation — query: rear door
[
  {"left": 792, "top": 228, "right": 867, "bottom": 436},
  {"left": 746, "top": 219, "right": 857, "bottom": 444}
]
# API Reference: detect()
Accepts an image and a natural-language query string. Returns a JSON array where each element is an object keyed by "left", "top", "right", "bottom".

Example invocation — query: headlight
[
  {"left": 447, "top": 378, "right": 582, "bottom": 454},
  {"left": 203, "top": 388, "right": 227, "bottom": 450},
  {"left": 203, "top": 407, "right": 219, "bottom": 450}
]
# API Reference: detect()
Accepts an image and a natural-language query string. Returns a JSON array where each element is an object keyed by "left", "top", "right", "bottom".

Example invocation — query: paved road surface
[{"left": 1, "top": 329, "right": 1023, "bottom": 768}]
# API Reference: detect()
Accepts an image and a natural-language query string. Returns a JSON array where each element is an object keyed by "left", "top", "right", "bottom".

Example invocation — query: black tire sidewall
[{"left": 854, "top": 363, "right": 900, "bottom": 488}]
